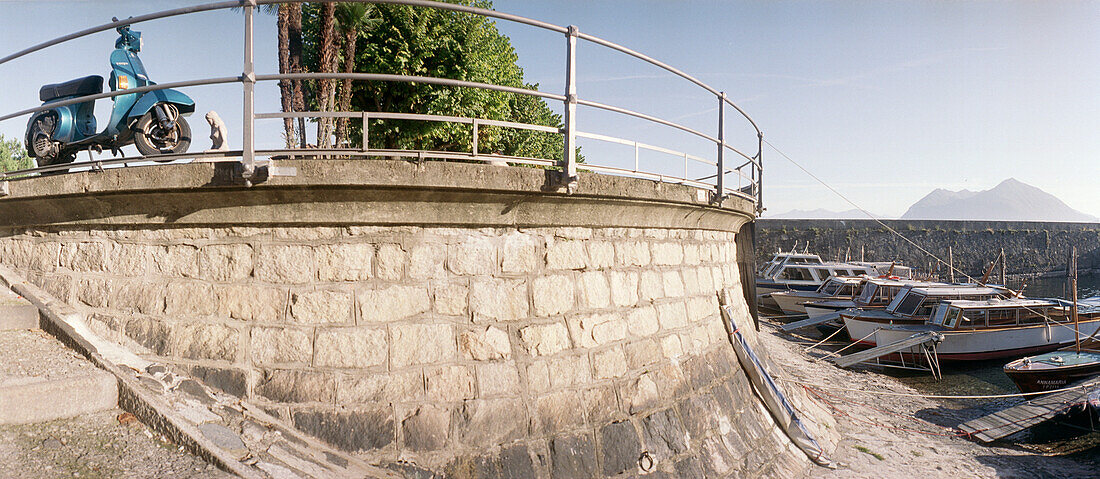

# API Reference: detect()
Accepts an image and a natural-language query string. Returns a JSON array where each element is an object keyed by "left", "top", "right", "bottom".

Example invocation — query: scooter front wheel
[{"left": 134, "top": 112, "right": 191, "bottom": 158}]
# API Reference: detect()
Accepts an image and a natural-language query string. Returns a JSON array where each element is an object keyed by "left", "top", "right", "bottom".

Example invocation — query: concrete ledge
[
  {"left": 0, "top": 288, "right": 37, "bottom": 330},
  {"left": 0, "top": 371, "right": 117, "bottom": 425},
  {"left": 0, "top": 159, "right": 754, "bottom": 231}
]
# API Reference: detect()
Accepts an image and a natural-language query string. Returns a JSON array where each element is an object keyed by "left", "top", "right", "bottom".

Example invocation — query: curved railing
[{"left": 0, "top": 0, "right": 763, "bottom": 211}]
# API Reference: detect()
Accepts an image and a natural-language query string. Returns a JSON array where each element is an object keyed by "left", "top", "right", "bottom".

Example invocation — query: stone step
[
  {"left": 0, "top": 288, "right": 38, "bottom": 330},
  {"left": 0, "top": 329, "right": 118, "bottom": 425}
]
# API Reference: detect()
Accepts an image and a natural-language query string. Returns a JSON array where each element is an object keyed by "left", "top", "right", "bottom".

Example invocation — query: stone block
[
  {"left": 251, "top": 326, "right": 313, "bottom": 365},
  {"left": 696, "top": 266, "right": 715, "bottom": 292},
  {"left": 401, "top": 405, "right": 450, "bottom": 452},
  {"left": 198, "top": 244, "right": 254, "bottom": 282},
  {"left": 358, "top": 285, "right": 430, "bottom": 323},
  {"left": 501, "top": 233, "right": 538, "bottom": 274},
  {"left": 292, "top": 407, "right": 393, "bottom": 452},
  {"left": 164, "top": 281, "right": 218, "bottom": 317},
  {"left": 525, "top": 360, "right": 551, "bottom": 394},
  {"left": 445, "top": 445, "right": 537, "bottom": 479},
  {"left": 272, "top": 226, "right": 341, "bottom": 241},
  {"left": 549, "top": 354, "right": 591, "bottom": 389},
  {"left": 123, "top": 317, "right": 170, "bottom": 355},
  {"left": 614, "top": 241, "right": 651, "bottom": 267},
  {"left": 112, "top": 279, "right": 165, "bottom": 315},
  {"left": 644, "top": 228, "right": 669, "bottom": 239},
  {"left": 622, "top": 372, "right": 660, "bottom": 414},
  {"left": 700, "top": 436, "right": 736, "bottom": 477},
  {"left": 447, "top": 237, "right": 496, "bottom": 276},
  {"left": 624, "top": 338, "right": 662, "bottom": 369},
  {"left": 534, "top": 390, "right": 586, "bottom": 435},
  {"left": 153, "top": 244, "right": 200, "bottom": 279},
  {"left": 75, "top": 277, "right": 110, "bottom": 308},
  {"left": 409, "top": 243, "right": 448, "bottom": 279},
  {"left": 660, "top": 334, "right": 684, "bottom": 359},
  {"left": 257, "top": 370, "right": 335, "bottom": 403},
  {"left": 314, "top": 327, "right": 387, "bottom": 368},
  {"left": 107, "top": 243, "right": 153, "bottom": 276},
  {"left": 599, "top": 420, "right": 642, "bottom": 476},
  {"left": 375, "top": 243, "right": 406, "bottom": 281},
  {"left": 683, "top": 243, "right": 701, "bottom": 265},
  {"left": 59, "top": 242, "right": 108, "bottom": 272},
  {"left": 219, "top": 285, "right": 285, "bottom": 322},
  {"left": 656, "top": 301, "right": 689, "bottom": 330},
  {"left": 579, "top": 271, "right": 610, "bottom": 309},
  {"left": 651, "top": 243, "right": 683, "bottom": 266},
  {"left": 290, "top": 289, "right": 352, "bottom": 325},
  {"left": 315, "top": 243, "right": 373, "bottom": 281},
  {"left": 170, "top": 322, "right": 240, "bottom": 361},
  {"left": 455, "top": 398, "right": 526, "bottom": 448},
  {"left": 459, "top": 326, "right": 511, "bottom": 361},
  {"left": 583, "top": 385, "right": 619, "bottom": 426},
  {"left": 566, "top": 312, "right": 624, "bottom": 349},
  {"left": 681, "top": 268, "right": 702, "bottom": 295},
  {"left": 476, "top": 362, "right": 520, "bottom": 397},
  {"left": 550, "top": 434, "right": 598, "bottom": 479},
  {"left": 587, "top": 241, "right": 614, "bottom": 270},
  {"left": 189, "top": 365, "right": 249, "bottom": 397},
  {"left": 469, "top": 278, "right": 528, "bottom": 323},
  {"left": 433, "top": 282, "right": 468, "bottom": 316},
  {"left": 687, "top": 295, "right": 718, "bottom": 323},
  {"left": 661, "top": 271, "right": 685, "bottom": 298},
  {"left": 532, "top": 275, "right": 574, "bottom": 317},
  {"left": 390, "top": 323, "right": 455, "bottom": 367},
  {"left": 638, "top": 271, "right": 663, "bottom": 302},
  {"left": 641, "top": 408, "right": 689, "bottom": 462},
  {"left": 255, "top": 244, "right": 313, "bottom": 283},
  {"left": 626, "top": 306, "right": 660, "bottom": 337},
  {"left": 673, "top": 456, "right": 707, "bottom": 479},
  {"left": 338, "top": 370, "right": 424, "bottom": 403},
  {"left": 592, "top": 346, "right": 627, "bottom": 379},
  {"left": 27, "top": 242, "right": 60, "bottom": 272},
  {"left": 608, "top": 271, "right": 639, "bottom": 307},
  {"left": 545, "top": 239, "right": 586, "bottom": 270},
  {"left": 518, "top": 322, "right": 570, "bottom": 356},
  {"left": 426, "top": 365, "right": 476, "bottom": 401}
]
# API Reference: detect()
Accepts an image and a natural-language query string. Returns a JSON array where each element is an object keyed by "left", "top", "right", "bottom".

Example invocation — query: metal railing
[{"left": 0, "top": 0, "right": 763, "bottom": 211}]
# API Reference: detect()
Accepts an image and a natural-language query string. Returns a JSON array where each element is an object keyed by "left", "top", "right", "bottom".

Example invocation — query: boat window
[
  {"left": 957, "top": 309, "right": 987, "bottom": 329},
  {"left": 886, "top": 288, "right": 910, "bottom": 312},
  {"left": 912, "top": 298, "right": 940, "bottom": 318},
  {"left": 943, "top": 307, "right": 962, "bottom": 328},
  {"left": 930, "top": 304, "right": 948, "bottom": 325},
  {"left": 779, "top": 266, "right": 814, "bottom": 281},
  {"left": 840, "top": 284, "right": 857, "bottom": 297},
  {"left": 857, "top": 283, "right": 878, "bottom": 304},
  {"left": 987, "top": 308, "right": 1018, "bottom": 326},
  {"left": 820, "top": 281, "right": 841, "bottom": 296},
  {"left": 894, "top": 292, "right": 925, "bottom": 316}
]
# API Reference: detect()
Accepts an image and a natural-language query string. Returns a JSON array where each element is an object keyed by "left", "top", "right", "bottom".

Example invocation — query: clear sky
[{"left": 0, "top": 1, "right": 1097, "bottom": 218}]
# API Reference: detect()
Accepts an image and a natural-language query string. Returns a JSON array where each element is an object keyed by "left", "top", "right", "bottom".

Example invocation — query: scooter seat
[{"left": 39, "top": 75, "right": 104, "bottom": 102}]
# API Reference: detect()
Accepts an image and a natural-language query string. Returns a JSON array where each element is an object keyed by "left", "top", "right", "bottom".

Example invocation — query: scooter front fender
[{"left": 126, "top": 88, "right": 195, "bottom": 124}]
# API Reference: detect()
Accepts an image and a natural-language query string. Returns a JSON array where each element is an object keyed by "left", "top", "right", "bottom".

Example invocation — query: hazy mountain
[
  {"left": 901, "top": 178, "right": 1097, "bottom": 222},
  {"left": 767, "top": 208, "right": 886, "bottom": 219}
]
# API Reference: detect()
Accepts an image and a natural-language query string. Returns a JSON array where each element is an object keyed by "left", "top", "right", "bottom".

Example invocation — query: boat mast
[
  {"left": 1071, "top": 246, "right": 1080, "bottom": 354},
  {"left": 948, "top": 246, "right": 955, "bottom": 283}
]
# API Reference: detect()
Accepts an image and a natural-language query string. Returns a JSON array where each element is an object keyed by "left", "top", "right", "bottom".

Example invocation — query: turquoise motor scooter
[{"left": 24, "top": 20, "right": 195, "bottom": 166}]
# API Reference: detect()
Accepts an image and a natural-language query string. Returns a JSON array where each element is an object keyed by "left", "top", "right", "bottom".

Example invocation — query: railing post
[
  {"left": 561, "top": 25, "right": 579, "bottom": 191},
  {"left": 757, "top": 132, "right": 764, "bottom": 214},
  {"left": 361, "top": 112, "right": 369, "bottom": 152},
  {"left": 241, "top": 0, "right": 256, "bottom": 181},
  {"left": 716, "top": 92, "right": 725, "bottom": 205},
  {"left": 472, "top": 119, "right": 479, "bottom": 157}
]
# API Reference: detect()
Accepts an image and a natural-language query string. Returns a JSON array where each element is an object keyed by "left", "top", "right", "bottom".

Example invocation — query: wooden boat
[
  {"left": 841, "top": 285, "right": 1012, "bottom": 345},
  {"left": 803, "top": 277, "right": 944, "bottom": 319},
  {"left": 755, "top": 251, "right": 907, "bottom": 296},
  {"left": 769, "top": 276, "right": 864, "bottom": 315},
  {"left": 1003, "top": 341, "right": 1100, "bottom": 393},
  {"left": 868, "top": 298, "right": 1100, "bottom": 361}
]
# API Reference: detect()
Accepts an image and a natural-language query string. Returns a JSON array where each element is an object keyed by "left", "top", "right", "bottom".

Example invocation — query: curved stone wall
[{"left": 0, "top": 160, "right": 830, "bottom": 477}]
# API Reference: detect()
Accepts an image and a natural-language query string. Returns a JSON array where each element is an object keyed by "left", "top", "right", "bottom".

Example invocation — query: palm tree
[
  {"left": 333, "top": 3, "right": 377, "bottom": 147},
  {"left": 315, "top": 2, "right": 338, "bottom": 148}
]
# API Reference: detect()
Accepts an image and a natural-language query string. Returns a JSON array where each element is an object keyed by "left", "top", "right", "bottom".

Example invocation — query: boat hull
[
  {"left": 1004, "top": 361, "right": 1100, "bottom": 393},
  {"left": 871, "top": 319, "right": 1100, "bottom": 362}
]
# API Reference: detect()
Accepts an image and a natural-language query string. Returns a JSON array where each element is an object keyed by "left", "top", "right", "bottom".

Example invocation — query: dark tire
[{"left": 134, "top": 111, "right": 191, "bottom": 157}]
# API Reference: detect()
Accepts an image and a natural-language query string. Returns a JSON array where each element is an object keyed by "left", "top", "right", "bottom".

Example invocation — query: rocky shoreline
[{"left": 755, "top": 324, "right": 1100, "bottom": 478}]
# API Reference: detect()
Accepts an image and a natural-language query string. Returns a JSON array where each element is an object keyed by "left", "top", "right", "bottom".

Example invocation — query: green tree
[
  {"left": 300, "top": 0, "right": 572, "bottom": 161},
  {"left": 0, "top": 135, "right": 34, "bottom": 172}
]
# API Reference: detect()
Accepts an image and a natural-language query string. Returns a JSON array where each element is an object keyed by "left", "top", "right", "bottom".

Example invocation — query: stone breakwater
[
  {"left": 757, "top": 219, "right": 1100, "bottom": 276},
  {"left": 0, "top": 160, "right": 834, "bottom": 477}
]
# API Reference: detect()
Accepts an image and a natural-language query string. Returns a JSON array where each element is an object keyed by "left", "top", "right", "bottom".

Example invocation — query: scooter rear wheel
[{"left": 134, "top": 112, "right": 191, "bottom": 158}]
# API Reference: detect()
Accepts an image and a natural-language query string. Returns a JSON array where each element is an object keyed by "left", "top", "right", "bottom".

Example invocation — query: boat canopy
[{"left": 932, "top": 298, "right": 1062, "bottom": 329}]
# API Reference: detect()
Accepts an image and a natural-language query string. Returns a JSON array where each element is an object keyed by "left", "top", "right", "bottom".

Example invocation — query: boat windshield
[
  {"left": 886, "top": 287, "right": 911, "bottom": 312},
  {"left": 943, "top": 306, "right": 962, "bottom": 328},
  {"left": 893, "top": 292, "right": 926, "bottom": 316},
  {"left": 930, "top": 304, "right": 949, "bottom": 325},
  {"left": 819, "top": 279, "right": 842, "bottom": 295},
  {"left": 779, "top": 266, "right": 814, "bottom": 281},
  {"left": 840, "top": 283, "right": 858, "bottom": 297},
  {"left": 857, "top": 283, "right": 878, "bottom": 305}
]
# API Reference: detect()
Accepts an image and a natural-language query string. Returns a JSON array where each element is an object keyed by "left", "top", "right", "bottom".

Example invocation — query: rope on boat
[
  {"left": 763, "top": 138, "right": 976, "bottom": 283},
  {"left": 803, "top": 325, "right": 845, "bottom": 354}
]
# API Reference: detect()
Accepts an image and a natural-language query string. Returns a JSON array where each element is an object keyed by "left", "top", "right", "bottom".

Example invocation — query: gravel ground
[
  {"left": 756, "top": 325, "right": 1100, "bottom": 479},
  {"left": 0, "top": 408, "right": 233, "bottom": 479}
]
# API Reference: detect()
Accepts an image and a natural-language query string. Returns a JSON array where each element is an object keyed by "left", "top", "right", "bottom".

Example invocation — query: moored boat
[
  {"left": 842, "top": 285, "right": 1012, "bottom": 345},
  {"left": 1003, "top": 344, "right": 1100, "bottom": 393},
  {"left": 770, "top": 276, "right": 864, "bottom": 315}
]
